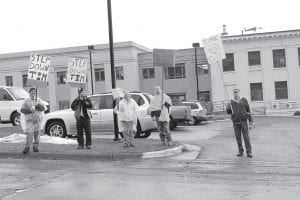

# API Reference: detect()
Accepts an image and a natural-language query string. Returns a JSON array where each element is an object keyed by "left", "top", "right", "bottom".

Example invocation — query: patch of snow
[{"left": 0, "top": 133, "right": 76, "bottom": 145}]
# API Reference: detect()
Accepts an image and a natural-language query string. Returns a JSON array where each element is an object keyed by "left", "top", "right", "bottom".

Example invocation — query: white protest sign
[
  {"left": 66, "top": 57, "right": 88, "bottom": 87},
  {"left": 27, "top": 53, "right": 51, "bottom": 87},
  {"left": 202, "top": 34, "right": 226, "bottom": 64},
  {"left": 112, "top": 88, "right": 124, "bottom": 99}
]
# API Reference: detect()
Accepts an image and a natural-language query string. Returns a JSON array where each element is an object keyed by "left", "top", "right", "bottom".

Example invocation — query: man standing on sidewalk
[
  {"left": 226, "top": 88, "right": 253, "bottom": 158},
  {"left": 71, "top": 88, "right": 93, "bottom": 150}
]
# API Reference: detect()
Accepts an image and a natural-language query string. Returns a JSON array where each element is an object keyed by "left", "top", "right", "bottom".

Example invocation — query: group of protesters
[{"left": 20, "top": 85, "right": 253, "bottom": 158}]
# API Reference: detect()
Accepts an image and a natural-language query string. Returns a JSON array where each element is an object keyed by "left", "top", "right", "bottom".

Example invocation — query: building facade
[
  {"left": 138, "top": 48, "right": 211, "bottom": 103},
  {"left": 0, "top": 42, "right": 150, "bottom": 111},
  {"left": 210, "top": 29, "right": 300, "bottom": 110}
]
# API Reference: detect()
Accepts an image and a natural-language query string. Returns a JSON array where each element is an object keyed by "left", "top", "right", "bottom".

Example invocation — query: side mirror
[{"left": 3, "top": 94, "right": 13, "bottom": 101}]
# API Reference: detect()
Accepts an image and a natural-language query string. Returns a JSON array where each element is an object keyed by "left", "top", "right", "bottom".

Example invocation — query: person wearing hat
[
  {"left": 20, "top": 87, "right": 46, "bottom": 154},
  {"left": 71, "top": 88, "right": 93, "bottom": 149},
  {"left": 226, "top": 88, "right": 253, "bottom": 158}
]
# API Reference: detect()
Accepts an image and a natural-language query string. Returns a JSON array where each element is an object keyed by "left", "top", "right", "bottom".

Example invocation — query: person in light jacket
[
  {"left": 148, "top": 86, "right": 173, "bottom": 146},
  {"left": 20, "top": 87, "right": 46, "bottom": 154},
  {"left": 226, "top": 88, "right": 253, "bottom": 158}
]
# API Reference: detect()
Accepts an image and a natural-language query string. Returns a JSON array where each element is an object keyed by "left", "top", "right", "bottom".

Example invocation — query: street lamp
[{"left": 192, "top": 43, "right": 200, "bottom": 100}]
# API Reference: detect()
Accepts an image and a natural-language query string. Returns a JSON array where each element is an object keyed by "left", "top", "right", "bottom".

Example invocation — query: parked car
[
  {"left": 0, "top": 86, "right": 49, "bottom": 126},
  {"left": 182, "top": 101, "right": 208, "bottom": 125},
  {"left": 143, "top": 94, "right": 192, "bottom": 130},
  {"left": 42, "top": 92, "right": 157, "bottom": 138}
]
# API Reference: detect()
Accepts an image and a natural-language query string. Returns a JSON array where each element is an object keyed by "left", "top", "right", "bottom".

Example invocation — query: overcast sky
[{"left": 0, "top": 0, "right": 299, "bottom": 54}]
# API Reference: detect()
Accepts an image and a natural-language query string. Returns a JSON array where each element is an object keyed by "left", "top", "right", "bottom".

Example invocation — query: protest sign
[
  {"left": 27, "top": 53, "right": 51, "bottom": 87},
  {"left": 66, "top": 57, "right": 88, "bottom": 88},
  {"left": 202, "top": 34, "right": 226, "bottom": 64},
  {"left": 153, "top": 49, "right": 176, "bottom": 68}
]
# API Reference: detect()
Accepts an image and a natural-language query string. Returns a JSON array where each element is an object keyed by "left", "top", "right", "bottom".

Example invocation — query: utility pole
[
  {"left": 88, "top": 45, "right": 94, "bottom": 95},
  {"left": 193, "top": 43, "right": 200, "bottom": 100},
  {"left": 107, "top": 0, "right": 119, "bottom": 140}
]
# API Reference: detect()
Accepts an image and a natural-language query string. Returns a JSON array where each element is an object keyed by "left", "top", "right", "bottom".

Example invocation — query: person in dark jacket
[
  {"left": 226, "top": 88, "right": 253, "bottom": 158},
  {"left": 71, "top": 88, "right": 93, "bottom": 149}
]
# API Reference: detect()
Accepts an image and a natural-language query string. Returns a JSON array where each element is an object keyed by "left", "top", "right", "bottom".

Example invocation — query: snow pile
[{"left": 0, "top": 133, "right": 77, "bottom": 145}]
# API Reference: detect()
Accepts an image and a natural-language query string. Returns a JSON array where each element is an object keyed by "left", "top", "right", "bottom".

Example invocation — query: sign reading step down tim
[
  {"left": 66, "top": 57, "right": 88, "bottom": 88},
  {"left": 27, "top": 53, "right": 51, "bottom": 87}
]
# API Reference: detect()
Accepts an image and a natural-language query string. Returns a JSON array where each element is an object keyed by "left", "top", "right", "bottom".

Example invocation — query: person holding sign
[
  {"left": 21, "top": 87, "right": 46, "bottom": 154},
  {"left": 148, "top": 86, "right": 173, "bottom": 146},
  {"left": 117, "top": 90, "right": 138, "bottom": 147},
  {"left": 71, "top": 88, "right": 93, "bottom": 149},
  {"left": 226, "top": 88, "right": 253, "bottom": 158}
]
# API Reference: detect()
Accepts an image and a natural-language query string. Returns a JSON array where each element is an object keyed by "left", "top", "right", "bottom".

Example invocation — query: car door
[
  {"left": 87, "top": 96, "right": 101, "bottom": 132},
  {"left": 99, "top": 95, "right": 114, "bottom": 132},
  {"left": 0, "top": 88, "right": 14, "bottom": 121}
]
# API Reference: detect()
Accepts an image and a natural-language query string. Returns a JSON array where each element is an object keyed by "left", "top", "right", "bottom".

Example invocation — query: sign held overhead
[
  {"left": 202, "top": 34, "right": 226, "bottom": 64},
  {"left": 27, "top": 53, "right": 51, "bottom": 87},
  {"left": 66, "top": 57, "right": 88, "bottom": 88}
]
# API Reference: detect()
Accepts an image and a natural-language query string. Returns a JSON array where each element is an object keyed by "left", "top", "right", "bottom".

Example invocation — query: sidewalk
[{"left": 0, "top": 132, "right": 187, "bottom": 160}]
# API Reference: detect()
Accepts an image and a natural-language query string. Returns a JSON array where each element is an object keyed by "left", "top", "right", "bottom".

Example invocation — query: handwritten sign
[
  {"left": 66, "top": 57, "right": 88, "bottom": 87},
  {"left": 112, "top": 88, "right": 124, "bottom": 99},
  {"left": 27, "top": 53, "right": 51, "bottom": 87},
  {"left": 153, "top": 49, "right": 176, "bottom": 68},
  {"left": 202, "top": 34, "right": 226, "bottom": 64}
]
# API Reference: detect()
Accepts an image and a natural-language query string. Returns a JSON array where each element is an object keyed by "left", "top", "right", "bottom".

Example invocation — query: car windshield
[
  {"left": 7, "top": 87, "right": 30, "bottom": 100},
  {"left": 143, "top": 93, "right": 151, "bottom": 103}
]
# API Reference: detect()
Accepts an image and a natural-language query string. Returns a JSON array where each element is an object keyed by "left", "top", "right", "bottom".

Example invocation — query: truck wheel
[
  {"left": 11, "top": 112, "right": 20, "bottom": 126},
  {"left": 188, "top": 116, "right": 198, "bottom": 125}
]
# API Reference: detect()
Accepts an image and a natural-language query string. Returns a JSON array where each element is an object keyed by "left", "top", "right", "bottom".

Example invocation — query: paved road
[{"left": 1, "top": 117, "right": 300, "bottom": 200}]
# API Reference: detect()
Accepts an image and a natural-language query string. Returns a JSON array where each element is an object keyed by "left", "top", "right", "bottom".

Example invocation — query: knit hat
[{"left": 78, "top": 88, "right": 85, "bottom": 93}]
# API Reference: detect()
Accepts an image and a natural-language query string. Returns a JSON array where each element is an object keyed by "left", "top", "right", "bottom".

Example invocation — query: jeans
[
  {"left": 233, "top": 121, "right": 252, "bottom": 153},
  {"left": 121, "top": 121, "right": 134, "bottom": 145},
  {"left": 76, "top": 117, "right": 91, "bottom": 147},
  {"left": 155, "top": 116, "right": 172, "bottom": 142},
  {"left": 25, "top": 131, "right": 40, "bottom": 148}
]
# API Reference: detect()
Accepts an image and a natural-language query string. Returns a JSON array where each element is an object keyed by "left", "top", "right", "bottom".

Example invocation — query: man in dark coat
[
  {"left": 71, "top": 88, "right": 93, "bottom": 149},
  {"left": 226, "top": 88, "right": 253, "bottom": 158}
]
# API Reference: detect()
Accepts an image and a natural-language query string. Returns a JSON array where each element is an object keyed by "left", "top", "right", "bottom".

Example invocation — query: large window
[
  {"left": 22, "top": 74, "right": 28, "bottom": 87},
  {"left": 222, "top": 53, "right": 235, "bottom": 72},
  {"left": 273, "top": 49, "right": 286, "bottom": 68},
  {"left": 248, "top": 51, "right": 261, "bottom": 66},
  {"left": 250, "top": 83, "right": 263, "bottom": 101},
  {"left": 142, "top": 68, "right": 155, "bottom": 79},
  {"left": 275, "top": 81, "right": 288, "bottom": 100},
  {"left": 5, "top": 76, "right": 13, "bottom": 86},
  {"left": 164, "top": 63, "right": 186, "bottom": 79},
  {"left": 57, "top": 71, "right": 66, "bottom": 85},
  {"left": 168, "top": 93, "right": 186, "bottom": 105},
  {"left": 115, "top": 66, "right": 124, "bottom": 80},
  {"left": 95, "top": 68, "right": 105, "bottom": 82}
]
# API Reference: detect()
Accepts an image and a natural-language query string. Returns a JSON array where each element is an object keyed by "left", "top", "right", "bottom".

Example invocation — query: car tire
[
  {"left": 46, "top": 121, "right": 67, "bottom": 137},
  {"left": 188, "top": 116, "right": 198, "bottom": 125},
  {"left": 134, "top": 122, "right": 151, "bottom": 138},
  {"left": 11, "top": 112, "right": 20, "bottom": 126}
]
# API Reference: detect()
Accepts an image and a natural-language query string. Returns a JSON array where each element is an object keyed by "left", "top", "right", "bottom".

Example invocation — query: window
[
  {"left": 0, "top": 88, "right": 12, "bottom": 101},
  {"left": 273, "top": 49, "right": 286, "bottom": 68},
  {"left": 88, "top": 96, "right": 101, "bottom": 110},
  {"left": 250, "top": 83, "right": 263, "bottom": 101},
  {"left": 142, "top": 68, "right": 155, "bottom": 79},
  {"left": 5, "top": 76, "right": 13, "bottom": 86},
  {"left": 115, "top": 66, "right": 124, "bottom": 80},
  {"left": 248, "top": 51, "right": 261, "bottom": 66},
  {"left": 298, "top": 48, "right": 300, "bottom": 66},
  {"left": 131, "top": 94, "right": 145, "bottom": 106},
  {"left": 222, "top": 53, "right": 235, "bottom": 72},
  {"left": 198, "top": 91, "right": 210, "bottom": 102},
  {"left": 182, "top": 102, "right": 199, "bottom": 109},
  {"left": 164, "top": 63, "right": 186, "bottom": 79},
  {"left": 58, "top": 100, "right": 70, "bottom": 110},
  {"left": 99, "top": 95, "right": 113, "bottom": 109},
  {"left": 57, "top": 71, "right": 66, "bottom": 85},
  {"left": 275, "top": 81, "right": 288, "bottom": 100},
  {"left": 22, "top": 74, "right": 29, "bottom": 87},
  {"left": 168, "top": 93, "right": 186, "bottom": 105},
  {"left": 95, "top": 68, "right": 105, "bottom": 82}
]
